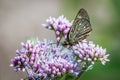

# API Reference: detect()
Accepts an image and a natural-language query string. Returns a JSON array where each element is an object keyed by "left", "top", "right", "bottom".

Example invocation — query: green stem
[
  {"left": 60, "top": 74, "right": 66, "bottom": 80},
  {"left": 75, "top": 62, "right": 91, "bottom": 80}
]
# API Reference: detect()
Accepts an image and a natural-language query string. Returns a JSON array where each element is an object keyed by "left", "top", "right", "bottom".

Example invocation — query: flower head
[
  {"left": 10, "top": 39, "right": 78, "bottom": 80},
  {"left": 72, "top": 39, "right": 110, "bottom": 68},
  {"left": 42, "top": 15, "right": 72, "bottom": 43},
  {"left": 10, "top": 13, "right": 110, "bottom": 80}
]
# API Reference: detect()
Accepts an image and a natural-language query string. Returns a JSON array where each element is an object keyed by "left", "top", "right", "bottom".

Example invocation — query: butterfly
[{"left": 63, "top": 8, "right": 92, "bottom": 46}]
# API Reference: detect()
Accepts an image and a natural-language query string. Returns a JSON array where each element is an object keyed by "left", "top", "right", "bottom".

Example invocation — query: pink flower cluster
[
  {"left": 72, "top": 39, "right": 110, "bottom": 67},
  {"left": 42, "top": 15, "right": 72, "bottom": 43},
  {"left": 10, "top": 15, "right": 110, "bottom": 80},
  {"left": 10, "top": 39, "right": 77, "bottom": 80}
]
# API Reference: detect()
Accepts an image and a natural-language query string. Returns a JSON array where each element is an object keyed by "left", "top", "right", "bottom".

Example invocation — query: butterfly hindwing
[{"left": 68, "top": 8, "right": 92, "bottom": 45}]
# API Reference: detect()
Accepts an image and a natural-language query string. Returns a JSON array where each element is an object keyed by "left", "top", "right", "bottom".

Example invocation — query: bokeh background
[{"left": 0, "top": 0, "right": 120, "bottom": 80}]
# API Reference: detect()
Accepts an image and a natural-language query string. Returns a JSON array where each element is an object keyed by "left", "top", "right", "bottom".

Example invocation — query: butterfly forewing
[{"left": 68, "top": 8, "right": 92, "bottom": 45}]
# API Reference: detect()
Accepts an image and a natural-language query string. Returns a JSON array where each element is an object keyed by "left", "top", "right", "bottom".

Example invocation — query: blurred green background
[{"left": 0, "top": 0, "right": 120, "bottom": 80}]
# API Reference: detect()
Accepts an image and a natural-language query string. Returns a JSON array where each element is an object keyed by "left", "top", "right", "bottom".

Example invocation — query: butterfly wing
[{"left": 68, "top": 8, "right": 92, "bottom": 45}]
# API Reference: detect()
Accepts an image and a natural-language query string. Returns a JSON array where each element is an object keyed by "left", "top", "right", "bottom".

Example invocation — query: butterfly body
[{"left": 63, "top": 8, "right": 92, "bottom": 46}]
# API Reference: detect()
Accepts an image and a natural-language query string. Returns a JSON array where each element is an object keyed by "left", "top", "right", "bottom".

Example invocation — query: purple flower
[
  {"left": 10, "top": 39, "right": 77, "bottom": 80},
  {"left": 10, "top": 14, "right": 110, "bottom": 80},
  {"left": 72, "top": 39, "right": 110, "bottom": 68},
  {"left": 42, "top": 15, "right": 72, "bottom": 43}
]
